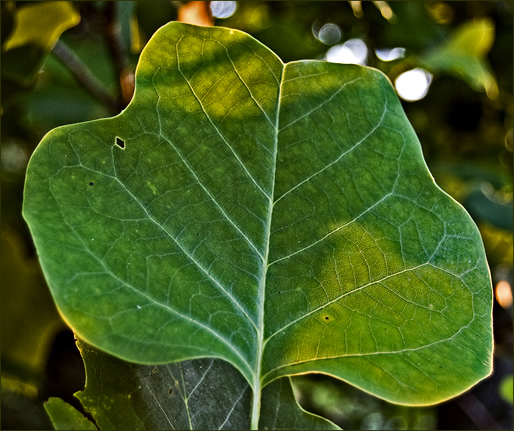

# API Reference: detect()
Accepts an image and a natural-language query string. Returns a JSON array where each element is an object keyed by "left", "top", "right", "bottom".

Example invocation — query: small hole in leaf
[
  {"left": 168, "top": 388, "right": 173, "bottom": 395},
  {"left": 115, "top": 137, "right": 125, "bottom": 149}
]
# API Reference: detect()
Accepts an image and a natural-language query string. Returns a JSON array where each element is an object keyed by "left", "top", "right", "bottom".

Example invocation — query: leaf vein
[
  {"left": 275, "top": 96, "right": 388, "bottom": 204},
  {"left": 54, "top": 188, "right": 254, "bottom": 376},
  {"left": 269, "top": 192, "right": 393, "bottom": 266},
  {"left": 176, "top": 39, "right": 270, "bottom": 200}
]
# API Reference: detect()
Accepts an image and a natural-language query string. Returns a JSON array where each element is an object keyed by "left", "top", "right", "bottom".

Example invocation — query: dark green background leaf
[
  {"left": 75, "top": 339, "right": 338, "bottom": 430},
  {"left": 44, "top": 397, "right": 97, "bottom": 430}
]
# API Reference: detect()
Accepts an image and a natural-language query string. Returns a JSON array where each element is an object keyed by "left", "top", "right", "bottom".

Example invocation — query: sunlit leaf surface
[{"left": 23, "top": 22, "right": 493, "bottom": 425}]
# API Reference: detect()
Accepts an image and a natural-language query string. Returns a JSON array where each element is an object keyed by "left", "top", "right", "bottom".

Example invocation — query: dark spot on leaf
[
  {"left": 168, "top": 388, "right": 173, "bottom": 395},
  {"left": 324, "top": 316, "right": 330, "bottom": 320},
  {"left": 89, "top": 182, "right": 94, "bottom": 186},
  {"left": 115, "top": 137, "right": 125, "bottom": 149}
]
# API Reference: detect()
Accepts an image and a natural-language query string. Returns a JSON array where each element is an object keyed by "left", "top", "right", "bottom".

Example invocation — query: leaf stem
[
  {"left": 250, "top": 378, "right": 262, "bottom": 429},
  {"left": 251, "top": 283, "right": 266, "bottom": 429},
  {"left": 250, "top": 61, "right": 284, "bottom": 430}
]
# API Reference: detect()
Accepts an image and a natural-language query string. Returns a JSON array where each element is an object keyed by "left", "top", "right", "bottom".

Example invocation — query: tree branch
[
  {"left": 52, "top": 40, "right": 121, "bottom": 113},
  {"left": 104, "top": 2, "right": 134, "bottom": 106}
]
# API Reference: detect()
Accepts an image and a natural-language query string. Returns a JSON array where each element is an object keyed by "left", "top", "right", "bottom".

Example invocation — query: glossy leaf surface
[{"left": 23, "top": 22, "right": 493, "bottom": 413}]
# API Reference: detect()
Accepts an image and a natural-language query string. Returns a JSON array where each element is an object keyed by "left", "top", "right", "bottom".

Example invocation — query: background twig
[
  {"left": 52, "top": 40, "right": 121, "bottom": 113},
  {"left": 104, "top": 2, "right": 134, "bottom": 107}
]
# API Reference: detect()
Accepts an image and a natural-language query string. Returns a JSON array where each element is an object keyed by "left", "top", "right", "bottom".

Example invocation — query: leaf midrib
[{"left": 249, "top": 53, "right": 285, "bottom": 429}]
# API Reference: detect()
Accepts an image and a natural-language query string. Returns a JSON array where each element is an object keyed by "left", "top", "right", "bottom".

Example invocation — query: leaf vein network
[
  {"left": 63, "top": 159, "right": 256, "bottom": 329},
  {"left": 262, "top": 324, "right": 475, "bottom": 382},
  {"left": 219, "top": 40, "right": 275, "bottom": 128},
  {"left": 269, "top": 191, "right": 394, "bottom": 266},
  {"left": 175, "top": 40, "right": 270, "bottom": 200},
  {"left": 142, "top": 379, "right": 175, "bottom": 428},
  {"left": 265, "top": 262, "right": 430, "bottom": 341},
  {"left": 158, "top": 135, "right": 265, "bottom": 262},
  {"left": 274, "top": 97, "right": 389, "bottom": 204},
  {"left": 55, "top": 203, "right": 254, "bottom": 377},
  {"left": 218, "top": 381, "right": 249, "bottom": 429},
  {"left": 278, "top": 76, "right": 363, "bottom": 132}
]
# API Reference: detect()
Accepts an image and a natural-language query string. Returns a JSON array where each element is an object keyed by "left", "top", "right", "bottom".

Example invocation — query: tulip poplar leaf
[{"left": 23, "top": 22, "right": 493, "bottom": 428}]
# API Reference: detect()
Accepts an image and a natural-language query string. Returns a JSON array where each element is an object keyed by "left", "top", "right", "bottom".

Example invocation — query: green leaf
[
  {"left": 23, "top": 21, "right": 493, "bottom": 426},
  {"left": 260, "top": 378, "right": 339, "bottom": 430},
  {"left": 74, "top": 339, "right": 338, "bottom": 430},
  {"left": 44, "top": 397, "right": 97, "bottom": 430},
  {"left": 1, "top": 1, "right": 80, "bottom": 88},
  {"left": 2, "top": 1, "right": 80, "bottom": 52},
  {"left": 420, "top": 18, "right": 499, "bottom": 99},
  {"left": 293, "top": 374, "right": 437, "bottom": 430},
  {"left": 1, "top": 227, "right": 64, "bottom": 392}
]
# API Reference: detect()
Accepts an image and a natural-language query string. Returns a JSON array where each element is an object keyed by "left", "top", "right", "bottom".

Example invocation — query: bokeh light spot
[
  {"left": 375, "top": 47, "right": 406, "bottom": 62},
  {"left": 326, "top": 38, "right": 368, "bottom": 65},
  {"left": 317, "top": 23, "right": 342, "bottom": 45},
  {"left": 395, "top": 68, "right": 433, "bottom": 102},
  {"left": 495, "top": 280, "right": 513, "bottom": 308},
  {"left": 211, "top": 1, "right": 237, "bottom": 19}
]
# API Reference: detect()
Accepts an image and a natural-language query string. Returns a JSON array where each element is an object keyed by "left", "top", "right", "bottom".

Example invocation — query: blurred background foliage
[{"left": 1, "top": 1, "right": 512, "bottom": 430}]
